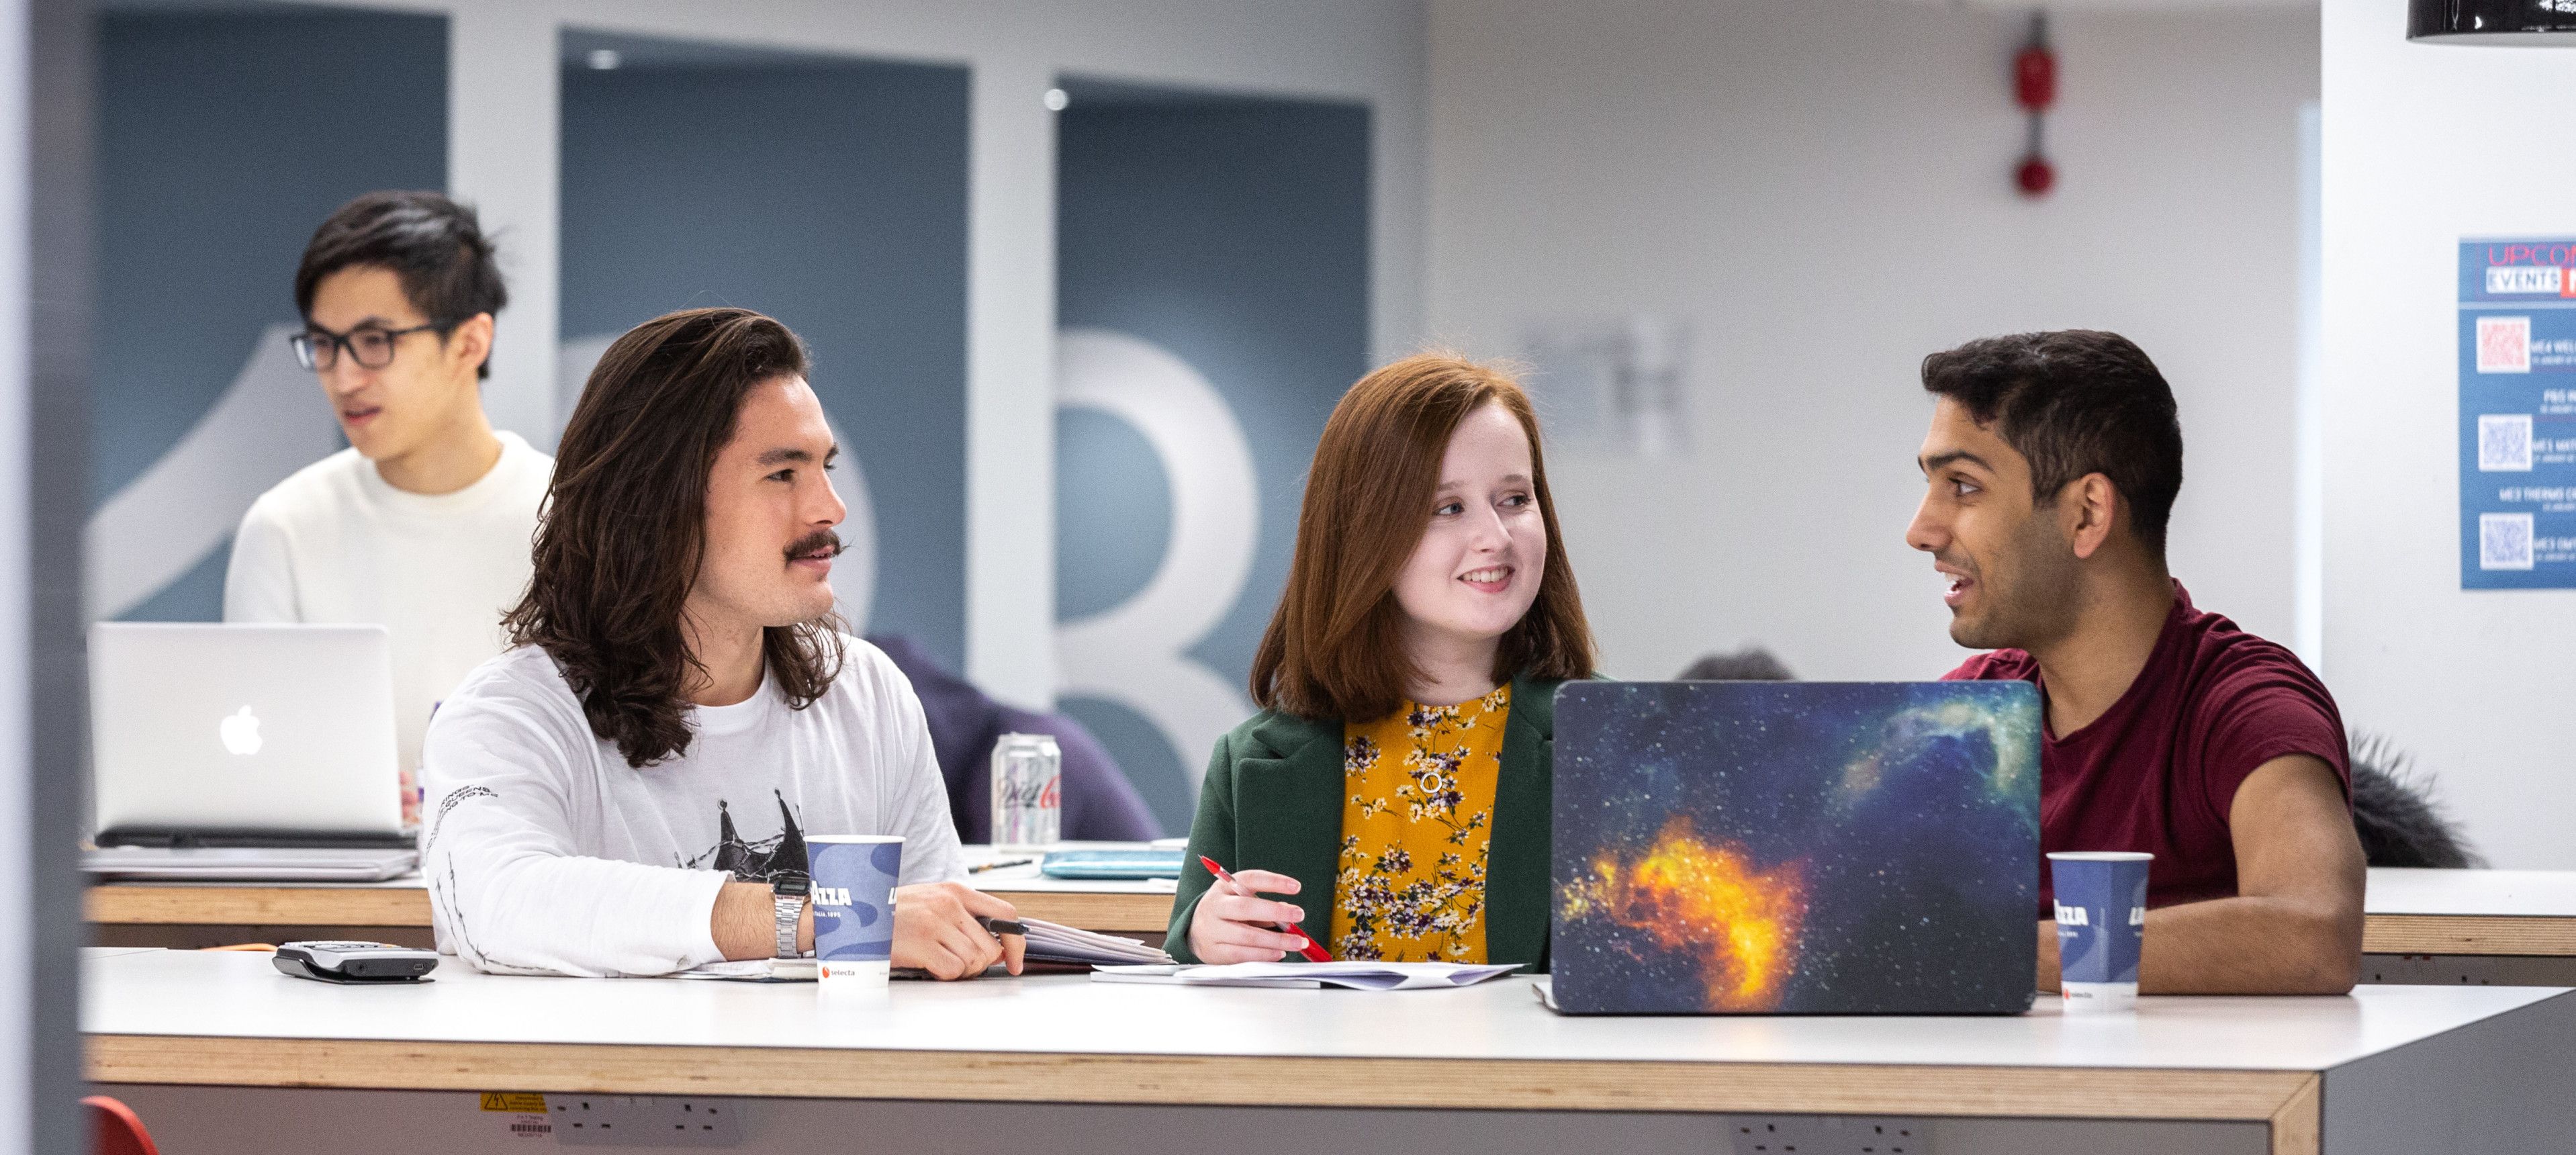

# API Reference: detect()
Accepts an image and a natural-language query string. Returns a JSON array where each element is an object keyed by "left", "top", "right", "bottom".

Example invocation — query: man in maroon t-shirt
[{"left": 1905, "top": 330, "right": 2363, "bottom": 995}]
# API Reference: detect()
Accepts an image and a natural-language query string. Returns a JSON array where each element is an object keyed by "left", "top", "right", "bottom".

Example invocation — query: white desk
[{"left": 81, "top": 948, "right": 2576, "bottom": 1155}]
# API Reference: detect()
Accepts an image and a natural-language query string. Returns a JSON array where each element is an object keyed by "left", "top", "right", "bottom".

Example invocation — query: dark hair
[
  {"left": 1678, "top": 647, "right": 1796, "bottom": 682},
  {"left": 1251, "top": 352, "right": 1595, "bottom": 721},
  {"left": 1919, "top": 330, "right": 2184, "bottom": 555},
  {"left": 504, "top": 308, "right": 842, "bottom": 768},
  {"left": 294, "top": 191, "right": 508, "bottom": 379}
]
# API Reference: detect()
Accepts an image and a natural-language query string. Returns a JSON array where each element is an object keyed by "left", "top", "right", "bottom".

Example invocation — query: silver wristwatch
[{"left": 772, "top": 874, "right": 811, "bottom": 959}]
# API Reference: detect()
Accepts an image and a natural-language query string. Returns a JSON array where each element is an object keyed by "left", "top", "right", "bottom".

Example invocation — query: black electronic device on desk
[{"left": 274, "top": 941, "right": 440, "bottom": 984}]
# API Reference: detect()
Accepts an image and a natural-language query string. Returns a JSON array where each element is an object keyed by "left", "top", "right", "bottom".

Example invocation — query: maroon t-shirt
[{"left": 1944, "top": 582, "right": 2349, "bottom": 916}]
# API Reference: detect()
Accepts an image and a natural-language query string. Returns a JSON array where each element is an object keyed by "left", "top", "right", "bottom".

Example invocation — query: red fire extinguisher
[{"left": 2015, "top": 13, "right": 2057, "bottom": 197}]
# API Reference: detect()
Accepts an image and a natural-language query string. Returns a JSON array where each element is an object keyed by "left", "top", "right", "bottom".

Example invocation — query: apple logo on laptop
[{"left": 219, "top": 706, "right": 263, "bottom": 756}]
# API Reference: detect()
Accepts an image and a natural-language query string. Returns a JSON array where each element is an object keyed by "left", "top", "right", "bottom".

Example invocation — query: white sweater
[
  {"left": 223, "top": 431, "right": 553, "bottom": 817},
  {"left": 419, "top": 639, "right": 965, "bottom": 977}
]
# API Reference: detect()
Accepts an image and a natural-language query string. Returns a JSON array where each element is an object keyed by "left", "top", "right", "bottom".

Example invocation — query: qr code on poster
[
  {"left": 2479, "top": 414, "right": 2535, "bottom": 471},
  {"left": 2481, "top": 512, "right": 2536, "bottom": 571},
  {"left": 2479, "top": 316, "right": 2532, "bottom": 373}
]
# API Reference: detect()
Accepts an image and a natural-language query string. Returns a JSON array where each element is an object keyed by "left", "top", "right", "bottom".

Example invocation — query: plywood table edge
[
  {"left": 86, "top": 1033, "right": 2316, "bottom": 1123},
  {"left": 85, "top": 885, "right": 434, "bottom": 927},
  {"left": 2362, "top": 913, "right": 2576, "bottom": 956},
  {"left": 2267, "top": 1073, "right": 2321, "bottom": 1155},
  {"left": 85, "top": 885, "right": 1174, "bottom": 933}
]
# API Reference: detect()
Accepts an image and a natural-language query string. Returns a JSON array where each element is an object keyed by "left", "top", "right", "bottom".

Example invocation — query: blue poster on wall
[{"left": 2459, "top": 238, "right": 2576, "bottom": 588}]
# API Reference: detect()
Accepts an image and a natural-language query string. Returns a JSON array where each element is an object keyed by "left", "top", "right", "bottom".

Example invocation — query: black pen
[
  {"left": 976, "top": 916, "right": 1027, "bottom": 937},
  {"left": 967, "top": 858, "right": 1036, "bottom": 874}
]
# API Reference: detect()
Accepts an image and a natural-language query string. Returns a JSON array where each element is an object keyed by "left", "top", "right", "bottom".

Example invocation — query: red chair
[{"left": 84, "top": 1095, "right": 159, "bottom": 1155}]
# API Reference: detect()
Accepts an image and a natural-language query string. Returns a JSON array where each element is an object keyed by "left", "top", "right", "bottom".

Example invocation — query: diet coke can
[{"left": 990, "top": 733, "right": 1062, "bottom": 847}]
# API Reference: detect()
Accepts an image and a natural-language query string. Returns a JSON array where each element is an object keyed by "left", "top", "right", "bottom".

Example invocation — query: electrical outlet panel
[
  {"left": 1730, "top": 1115, "right": 1929, "bottom": 1155},
  {"left": 551, "top": 1095, "right": 745, "bottom": 1148}
]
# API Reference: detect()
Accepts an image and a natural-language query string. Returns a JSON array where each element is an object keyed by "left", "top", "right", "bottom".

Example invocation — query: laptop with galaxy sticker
[{"left": 1549, "top": 681, "right": 2041, "bottom": 1015}]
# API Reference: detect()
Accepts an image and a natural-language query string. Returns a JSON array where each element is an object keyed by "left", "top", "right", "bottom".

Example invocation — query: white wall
[
  {"left": 332, "top": 0, "right": 1429, "bottom": 709},
  {"left": 2321, "top": 0, "right": 2576, "bottom": 870},
  {"left": 1427, "top": 0, "right": 2319, "bottom": 690}
]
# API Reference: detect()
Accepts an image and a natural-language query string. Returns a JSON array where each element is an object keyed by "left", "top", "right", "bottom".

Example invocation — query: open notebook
[
  {"left": 1092, "top": 961, "right": 1518, "bottom": 990},
  {"left": 676, "top": 916, "right": 1168, "bottom": 980}
]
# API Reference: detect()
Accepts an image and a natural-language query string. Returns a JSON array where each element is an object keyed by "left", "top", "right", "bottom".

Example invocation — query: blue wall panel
[
  {"left": 561, "top": 58, "right": 970, "bottom": 673},
  {"left": 92, "top": 9, "right": 447, "bottom": 620},
  {"left": 1056, "top": 97, "right": 1372, "bottom": 830}
]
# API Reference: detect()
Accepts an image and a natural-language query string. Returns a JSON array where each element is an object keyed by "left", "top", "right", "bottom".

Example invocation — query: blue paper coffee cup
[
  {"left": 2048, "top": 851, "right": 2151, "bottom": 1012},
  {"left": 811, "top": 835, "right": 903, "bottom": 984}
]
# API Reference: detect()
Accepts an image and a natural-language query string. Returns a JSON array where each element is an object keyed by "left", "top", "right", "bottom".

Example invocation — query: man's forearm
[
  {"left": 2035, "top": 894, "right": 2360, "bottom": 995},
  {"left": 712, "top": 880, "right": 815, "bottom": 961}
]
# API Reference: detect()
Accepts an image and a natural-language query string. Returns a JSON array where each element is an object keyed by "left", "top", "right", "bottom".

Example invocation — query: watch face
[{"left": 775, "top": 874, "right": 812, "bottom": 898}]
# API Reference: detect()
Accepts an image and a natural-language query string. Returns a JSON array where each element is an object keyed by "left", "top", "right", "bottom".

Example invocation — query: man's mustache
[{"left": 786, "top": 530, "right": 843, "bottom": 561}]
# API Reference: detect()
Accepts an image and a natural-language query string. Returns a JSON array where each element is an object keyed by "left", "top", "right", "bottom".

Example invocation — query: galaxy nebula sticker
[{"left": 1551, "top": 682, "right": 2041, "bottom": 1015}]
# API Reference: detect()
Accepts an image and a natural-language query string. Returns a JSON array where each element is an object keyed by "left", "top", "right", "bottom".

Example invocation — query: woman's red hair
[{"left": 1250, "top": 352, "right": 1595, "bottom": 721}]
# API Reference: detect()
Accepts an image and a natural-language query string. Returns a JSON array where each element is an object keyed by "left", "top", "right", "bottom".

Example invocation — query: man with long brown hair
[{"left": 420, "top": 308, "right": 1020, "bottom": 979}]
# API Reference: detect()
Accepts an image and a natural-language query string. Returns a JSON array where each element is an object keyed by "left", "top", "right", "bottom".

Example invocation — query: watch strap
[{"left": 772, "top": 880, "right": 809, "bottom": 960}]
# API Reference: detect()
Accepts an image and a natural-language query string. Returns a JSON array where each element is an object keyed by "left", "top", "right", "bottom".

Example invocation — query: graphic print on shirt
[
  {"left": 682, "top": 790, "right": 811, "bottom": 883},
  {"left": 424, "top": 785, "right": 501, "bottom": 968}
]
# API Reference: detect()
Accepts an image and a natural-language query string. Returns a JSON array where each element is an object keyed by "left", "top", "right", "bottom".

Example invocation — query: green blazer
[{"left": 1167, "top": 674, "right": 1567, "bottom": 970}]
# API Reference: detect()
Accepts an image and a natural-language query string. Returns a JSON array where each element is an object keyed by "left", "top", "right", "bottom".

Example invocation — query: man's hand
[
  {"left": 714, "top": 880, "right": 1026, "bottom": 980},
  {"left": 891, "top": 882, "right": 1025, "bottom": 980},
  {"left": 1187, "top": 869, "right": 1312, "bottom": 964},
  {"left": 2035, "top": 753, "right": 2364, "bottom": 995}
]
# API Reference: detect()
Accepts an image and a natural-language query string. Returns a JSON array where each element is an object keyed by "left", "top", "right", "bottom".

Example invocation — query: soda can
[{"left": 990, "top": 733, "right": 1062, "bottom": 847}]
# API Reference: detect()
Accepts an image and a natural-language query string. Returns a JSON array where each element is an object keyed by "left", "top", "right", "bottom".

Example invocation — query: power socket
[
  {"left": 551, "top": 1095, "right": 745, "bottom": 1148},
  {"left": 1731, "top": 1115, "right": 1929, "bottom": 1155}
]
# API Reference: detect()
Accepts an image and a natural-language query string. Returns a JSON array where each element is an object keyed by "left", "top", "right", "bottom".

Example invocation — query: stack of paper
[
  {"left": 1093, "top": 960, "right": 1518, "bottom": 990},
  {"left": 1020, "top": 917, "right": 1172, "bottom": 966}
]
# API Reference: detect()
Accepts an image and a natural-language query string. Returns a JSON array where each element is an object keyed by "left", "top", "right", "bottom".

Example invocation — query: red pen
[{"left": 1199, "top": 855, "right": 1332, "bottom": 962}]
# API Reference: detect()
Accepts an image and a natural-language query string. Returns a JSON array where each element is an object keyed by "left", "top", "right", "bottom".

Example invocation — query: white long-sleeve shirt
[
  {"left": 420, "top": 638, "right": 964, "bottom": 977},
  {"left": 224, "top": 430, "right": 553, "bottom": 821}
]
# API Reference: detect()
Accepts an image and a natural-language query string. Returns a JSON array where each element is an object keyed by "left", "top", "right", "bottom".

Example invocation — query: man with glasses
[{"left": 226, "top": 191, "right": 555, "bottom": 826}]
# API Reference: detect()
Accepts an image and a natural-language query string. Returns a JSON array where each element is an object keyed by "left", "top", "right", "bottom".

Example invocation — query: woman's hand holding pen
[{"left": 1187, "top": 869, "right": 1314, "bottom": 964}]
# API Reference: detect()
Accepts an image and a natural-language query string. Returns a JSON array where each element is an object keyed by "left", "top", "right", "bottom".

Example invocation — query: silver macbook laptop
[{"left": 89, "top": 622, "right": 407, "bottom": 849}]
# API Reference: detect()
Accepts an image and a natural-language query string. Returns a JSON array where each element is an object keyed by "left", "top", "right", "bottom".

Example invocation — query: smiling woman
[{"left": 1168, "top": 353, "right": 1597, "bottom": 970}]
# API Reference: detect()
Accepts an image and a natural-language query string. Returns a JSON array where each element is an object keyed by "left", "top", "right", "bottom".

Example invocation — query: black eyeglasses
[{"left": 289, "top": 320, "right": 457, "bottom": 371}]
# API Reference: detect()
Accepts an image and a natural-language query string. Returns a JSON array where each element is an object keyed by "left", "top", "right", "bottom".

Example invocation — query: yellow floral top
[{"left": 1330, "top": 685, "right": 1510, "bottom": 962}]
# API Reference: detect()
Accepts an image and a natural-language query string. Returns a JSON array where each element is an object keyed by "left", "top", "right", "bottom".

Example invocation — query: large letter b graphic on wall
[{"left": 1054, "top": 329, "right": 1258, "bottom": 807}]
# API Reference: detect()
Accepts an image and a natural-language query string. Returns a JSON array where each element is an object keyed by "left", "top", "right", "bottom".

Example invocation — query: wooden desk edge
[
  {"left": 2362, "top": 914, "right": 2576, "bottom": 956},
  {"left": 92, "top": 883, "right": 2576, "bottom": 955},
  {"left": 86, "top": 885, "right": 432, "bottom": 927},
  {"left": 85, "top": 885, "right": 1178, "bottom": 934},
  {"left": 86, "top": 1035, "right": 2319, "bottom": 1146}
]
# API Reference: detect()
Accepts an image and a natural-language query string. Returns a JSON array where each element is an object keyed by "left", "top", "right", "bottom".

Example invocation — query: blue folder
[{"left": 1039, "top": 848, "right": 1185, "bottom": 880}]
